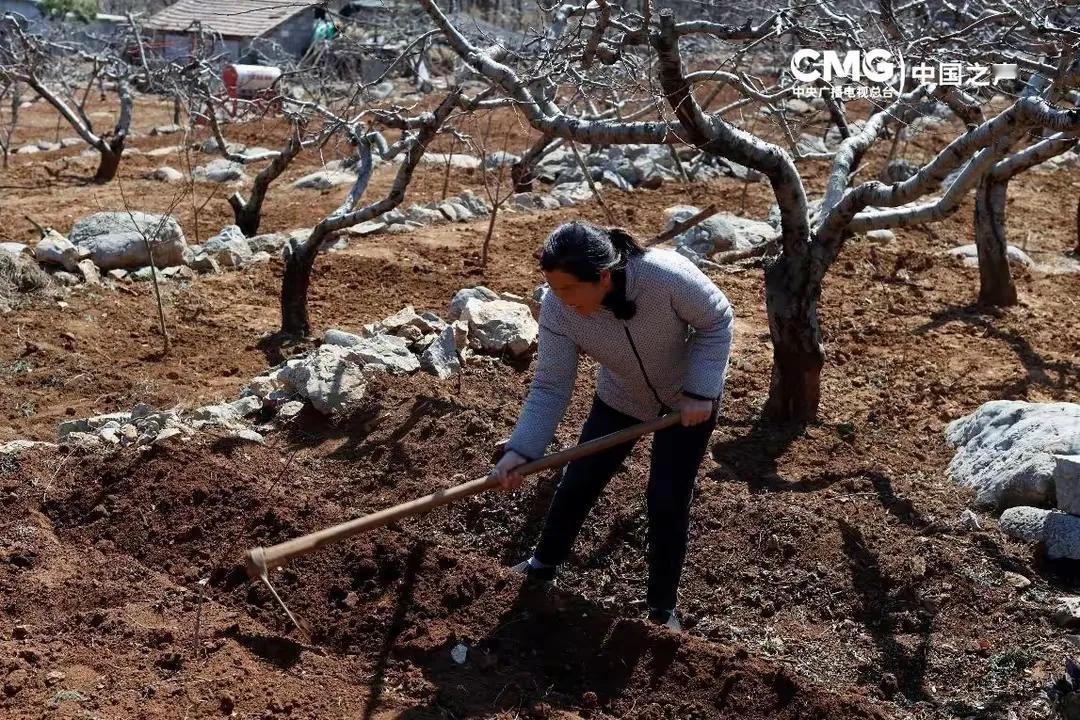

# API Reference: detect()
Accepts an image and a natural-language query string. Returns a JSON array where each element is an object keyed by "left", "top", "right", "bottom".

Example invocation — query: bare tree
[
  {"left": 422, "top": 0, "right": 1080, "bottom": 422},
  {"left": 474, "top": 115, "right": 516, "bottom": 270},
  {"left": 0, "top": 14, "right": 134, "bottom": 183},
  {"left": 193, "top": 84, "right": 306, "bottom": 237},
  {"left": 0, "top": 77, "right": 19, "bottom": 168},
  {"left": 279, "top": 90, "right": 463, "bottom": 337}
]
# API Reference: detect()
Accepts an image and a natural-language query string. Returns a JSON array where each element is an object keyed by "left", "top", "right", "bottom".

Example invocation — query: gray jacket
[{"left": 507, "top": 248, "right": 735, "bottom": 460}]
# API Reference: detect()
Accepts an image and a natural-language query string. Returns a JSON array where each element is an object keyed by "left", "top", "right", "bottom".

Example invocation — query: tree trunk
[
  {"left": 228, "top": 194, "right": 263, "bottom": 237},
  {"left": 481, "top": 203, "right": 499, "bottom": 269},
  {"left": 280, "top": 240, "right": 318, "bottom": 338},
  {"left": 973, "top": 177, "right": 1017, "bottom": 306},
  {"left": 93, "top": 147, "right": 122, "bottom": 183},
  {"left": 763, "top": 253, "right": 826, "bottom": 422}
]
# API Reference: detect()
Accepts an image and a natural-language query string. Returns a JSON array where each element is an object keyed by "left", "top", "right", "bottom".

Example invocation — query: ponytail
[{"left": 607, "top": 227, "right": 646, "bottom": 267}]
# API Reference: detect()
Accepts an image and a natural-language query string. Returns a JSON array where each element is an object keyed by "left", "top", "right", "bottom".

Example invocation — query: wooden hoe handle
[{"left": 245, "top": 411, "right": 682, "bottom": 577}]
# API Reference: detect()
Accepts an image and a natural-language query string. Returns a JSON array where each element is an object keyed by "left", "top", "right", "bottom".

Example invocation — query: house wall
[
  {"left": 0, "top": 0, "right": 44, "bottom": 26},
  {"left": 264, "top": 8, "right": 317, "bottom": 59}
]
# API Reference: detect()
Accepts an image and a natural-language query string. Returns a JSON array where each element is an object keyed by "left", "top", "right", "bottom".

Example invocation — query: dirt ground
[{"left": 0, "top": 94, "right": 1079, "bottom": 719}]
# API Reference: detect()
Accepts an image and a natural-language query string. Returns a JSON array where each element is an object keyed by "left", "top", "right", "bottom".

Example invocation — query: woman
[{"left": 489, "top": 221, "right": 735, "bottom": 631}]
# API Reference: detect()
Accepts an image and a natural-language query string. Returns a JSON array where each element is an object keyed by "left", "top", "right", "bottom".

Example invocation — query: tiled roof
[{"left": 143, "top": 0, "right": 320, "bottom": 38}]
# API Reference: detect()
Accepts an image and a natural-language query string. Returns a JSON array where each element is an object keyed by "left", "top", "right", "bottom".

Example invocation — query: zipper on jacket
[{"left": 622, "top": 323, "right": 670, "bottom": 415}]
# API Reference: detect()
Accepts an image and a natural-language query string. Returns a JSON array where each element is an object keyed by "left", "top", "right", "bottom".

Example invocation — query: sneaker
[
  {"left": 647, "top": 608, "right": 682, "bottom": 632},
  {"left": 511, "top": 558, "right": 557, "bottom": 586}
]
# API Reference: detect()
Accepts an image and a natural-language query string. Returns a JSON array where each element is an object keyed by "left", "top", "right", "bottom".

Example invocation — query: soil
[{"left": 0, "top": 94, "right": 1079, "bottom": 719}]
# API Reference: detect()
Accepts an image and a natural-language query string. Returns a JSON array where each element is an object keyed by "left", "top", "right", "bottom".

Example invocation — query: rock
[
  {"left": 243, "top": 374, "right": 285, "bottom": 400},
  {"left": 198, "top": 137, "right": 245, "bottom": 154},
  {"left": 324, "top": 329, "right": 365, "bottom": 348},
  {"left": 60, "top": 137, "right": 82, "bottom": 148},
  {"left": 15, "top": 144, "right": 40, "bottom": 155},
  {"left": 1055, "top": 455, "right": 1080, "bottom": 515},
  {"left": 145, "top": 145, "right": 180, "bottom": 158},
  {"left": 0, "top": 440, "right": 55, "bottom": 455},
  {"left": 405, "top": 205, "right": 447, "bottom": 225},
  {"left": 1003, "top": 571, "right": 1032, "bottom": 589},
  {"left": 451, "top": 643, "right": 468, "bottom": 664},
  {"left": 452, "top": 320, "right": 468, "bottom": 350},
  {"left": 960, "top": 509, "right": 982, "bottom": 530},
  {"left": 248, "top": 233, "right": 288, "bottom": 254},
  {"left": 151, "top": 124, "right": 182, "bottom": 136},
  {"left": 945, "top": 401, "right": 1080, "bottom": 509},
  {"left": 230, "top": 428, "right": 264, "bottom": 444},
  {"left": 787, "top": 99, "right": 813, "bottom": 114},
  {"left": 1056, "top": 597, "right": 1080, "bottom": 629},
  {"left": 420, "top": 325, "right": 461, "bottom": 379},
  {"left": 292, "top": 170, "right": 357, "bottom": 189},
  {"left": 186, "top": 253, "right": 220, "bottom": 274},
  {"left": 380, "top": 306, "right": 421, "bottom": 333},
  {"left": 864, "top": 229, "right": 896, "bottom": 244},
  {"left": 662, "top": 206, "right": 779, "bottom": 255},
  {"left": 33, "top": 230, "right": 80, "bottom": 271},
  {"left": 999, "top": 506, "right": 1080, "bottom": 560},
  {"left": 58, "top": 411, "right": 132, "bottom": 438},
  {"left": 345, "top": 220, "right": 386, "bottom": 236},
  {"left": 68, "top": 211, "right": 187, "bottom": 270},
  {"left": 279, "top": 344, "right": 367, "bottom": 414},
  {"left": 415, "top": 312, "right": 447, "bottom": 334},
  {"left": 152, "top": 427, "right": 182, "bottom": 445},
  {"left": 161, "top": 265, "right": 195, "bottom": 280},
  {"left": 203, "top": 225, "right": 252, "bottom": 267},
  {"left": 277, "top": 401, "right": 304, "bottom": 420},
  {"left": 457, "top": 190, "right": 490, "bottom": 216},
  {"left": 189, "top": 396, "right": 261, "bottom": 430},
  {"left": 437, "top": 202, "right": 460, "bottom": 222},
  {"left": 76, "top": 259, "right": 101, "bottom": 285},
  {"left": 945, "top": 244, "right": 1034, "bottom": 268},
  {"left": 484, "top": 150, "right": 521, "bottom": 168},
  {"left": 449, "top": 202, "right": 474, "bottom": 221},
  {"left": 0, "top": 242, "right": 32, "bottom": 257},
  {"left": 449, "top": 286, "right": 499, "bottom": 320},
  {"left": 461, "top": 298, "right": 538, "bottom": 357},
  {"left": 417, "top": 152, "right": 481, "bottom": 169},
  {"left": 151, "top": 166, "right": 184, "bottom": 183},
  {"left": 52, "top": 271, "right": 80, "bottom": 286},
  {"left": 130, "top": 266, "right": 160, "bottom": 282},
  {"left": 194, "top": 158, "right": 246, "bottom": 183},
  {"left": 237, "top": 147, "right": 278, "bottom": 163},
  {"left": 369, "top": 80, "right": 395, "bottom": 99},
  {"left": 340, "top": 334, "right": 420, "bottom": 374}
]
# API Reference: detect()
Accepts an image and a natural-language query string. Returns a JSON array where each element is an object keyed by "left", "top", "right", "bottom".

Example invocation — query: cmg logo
[{"left": 790, "top": 49, "right": 906, "bottom": 96}]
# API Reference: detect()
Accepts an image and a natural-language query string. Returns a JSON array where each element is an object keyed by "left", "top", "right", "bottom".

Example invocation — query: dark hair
[{"left": 540, "top": 221, "right": 646, "bottom": 320}]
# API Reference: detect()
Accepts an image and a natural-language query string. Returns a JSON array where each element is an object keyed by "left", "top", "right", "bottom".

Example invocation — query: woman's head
[{"left": 540, "top": 221, "right": 645, "bottom": 317}]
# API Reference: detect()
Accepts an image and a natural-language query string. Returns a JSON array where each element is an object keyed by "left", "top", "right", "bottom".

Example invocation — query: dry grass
[{"left": 0, "top": 252, "right": 52, "bottom": 310}]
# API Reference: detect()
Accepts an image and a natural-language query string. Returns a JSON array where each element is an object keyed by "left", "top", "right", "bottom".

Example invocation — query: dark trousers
[{"left": 533, "top": 394, "right": 716, "bottom": 611}]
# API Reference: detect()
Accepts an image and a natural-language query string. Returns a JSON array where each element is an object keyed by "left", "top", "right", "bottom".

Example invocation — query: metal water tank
[{"left": 222, "top": 64, "right": 282, "bottom": 96}]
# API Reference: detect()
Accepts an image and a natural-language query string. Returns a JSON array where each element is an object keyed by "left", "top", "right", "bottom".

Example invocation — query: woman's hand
[
  {"left": 489, "top": 449, "right": 528, "bottom": 491},
  {"left": 677, "top": 396, "right": 714, "bottom": 426}
]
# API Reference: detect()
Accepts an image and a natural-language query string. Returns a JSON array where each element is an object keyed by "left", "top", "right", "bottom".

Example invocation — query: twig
[
  {"left": 567, "top": 138, "right": 616, "bottom": 224},
  {"left": 116, "top": 180, "right": 187, "bottom": 355},
  {"left": 192, "top": 577, "right": 208, "bottom": 659},
  {"left": 647, "top": 204, "right": 718, "bottom": 246}
]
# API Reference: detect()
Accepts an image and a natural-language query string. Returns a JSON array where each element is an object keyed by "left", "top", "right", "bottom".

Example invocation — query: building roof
[{"left": 142, "top": 0, "right": 321, "bottom": 38}]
